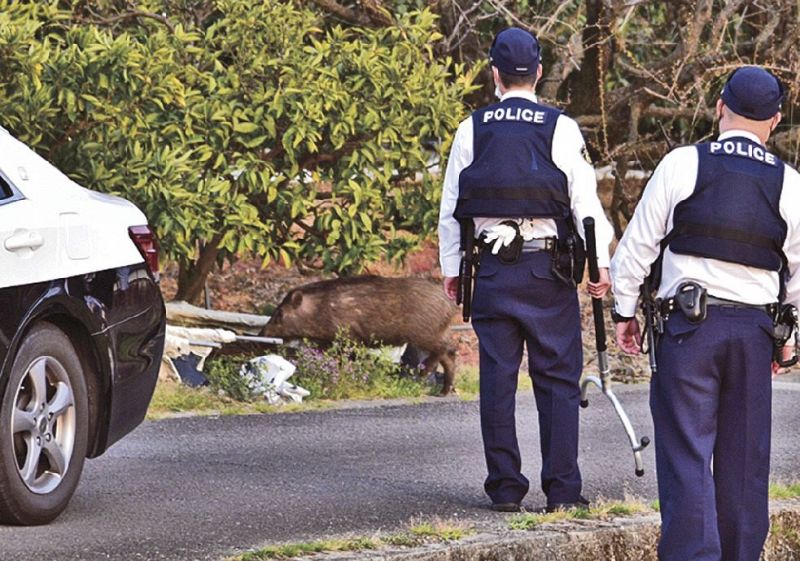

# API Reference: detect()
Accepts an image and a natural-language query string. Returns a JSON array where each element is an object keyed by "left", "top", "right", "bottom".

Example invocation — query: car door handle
[{"left": 5, "top": 231, "right": 44, "bottom": 252}]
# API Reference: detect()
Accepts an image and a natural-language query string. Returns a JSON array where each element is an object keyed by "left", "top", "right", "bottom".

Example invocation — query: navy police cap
[
  {"left": 721, "top": 66, "right": 784, "bottom": 121},
  {"left": 489, "top": 28, "right": 540, "bottom": 76}
]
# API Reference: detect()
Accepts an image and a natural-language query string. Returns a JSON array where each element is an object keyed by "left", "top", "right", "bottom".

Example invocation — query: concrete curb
[{"left": 292, "top": 501, "right": 800, "bottom": 561}]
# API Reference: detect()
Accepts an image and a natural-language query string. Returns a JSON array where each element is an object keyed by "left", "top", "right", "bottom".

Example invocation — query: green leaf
[{"left": 233, "top": 121, "right": 259, "bottom": 134}]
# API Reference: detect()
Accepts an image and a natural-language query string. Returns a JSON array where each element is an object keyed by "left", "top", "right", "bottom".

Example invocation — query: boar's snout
[{"left": 260, "top": 309, "right": 282, "bottom": 337}]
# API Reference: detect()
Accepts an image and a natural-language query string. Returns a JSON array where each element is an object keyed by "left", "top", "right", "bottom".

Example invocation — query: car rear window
[
  {"left": 0, "top": 173, "right": 17, "bottom": 202},
  {"left": 0, "top": 178, "right": 11, "bottom": 200}
]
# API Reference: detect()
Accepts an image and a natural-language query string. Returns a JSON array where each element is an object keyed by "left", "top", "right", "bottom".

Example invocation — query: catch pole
[{"left": 580, "top": 217, "right": 650, "bottom": 477}]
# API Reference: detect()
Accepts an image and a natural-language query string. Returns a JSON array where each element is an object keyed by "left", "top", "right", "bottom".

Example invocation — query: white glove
[{"left": 482, "top": 224, "right": 518, "bottom": 254}]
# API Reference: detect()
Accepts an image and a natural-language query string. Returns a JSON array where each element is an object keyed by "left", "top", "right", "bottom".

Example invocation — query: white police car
[{"left": 0, "top": 127, "right": 166, "bottom": 525}]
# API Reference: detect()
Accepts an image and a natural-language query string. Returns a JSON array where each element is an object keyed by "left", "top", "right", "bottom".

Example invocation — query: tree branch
[
  {"left": 48, "top": 119, "right": 94, "bottom": 160},
  {"left": 76, "top": 10, "right": 175, "bottom": 32},
  {"left": 310, "top": 0, "right": 393, "bottom": 27}
]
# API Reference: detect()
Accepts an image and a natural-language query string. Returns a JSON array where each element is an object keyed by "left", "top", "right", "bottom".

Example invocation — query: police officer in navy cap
[
  {"left": 438, "top": 27, "right": 613, "bottom": 512},
  {"left": 611, "top": 65, "right": 800, "bottom": 560}
]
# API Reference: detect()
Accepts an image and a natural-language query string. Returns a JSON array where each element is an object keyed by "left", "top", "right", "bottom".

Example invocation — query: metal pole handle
[{"left": 583, "top": 217, "right": 607, "bottom": 353}]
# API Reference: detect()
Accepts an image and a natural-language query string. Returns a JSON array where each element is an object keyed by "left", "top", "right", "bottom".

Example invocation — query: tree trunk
[
  {"left": 175, "top": 232, "right": 224, "bottom": 305},
  {"left": 559, "top": 0, "right": 608, "bottom": 116}
]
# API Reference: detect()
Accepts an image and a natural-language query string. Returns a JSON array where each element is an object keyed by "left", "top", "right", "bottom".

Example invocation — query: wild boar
[{"left": 261, "top": 276, "right": 458, "bottom": 395}]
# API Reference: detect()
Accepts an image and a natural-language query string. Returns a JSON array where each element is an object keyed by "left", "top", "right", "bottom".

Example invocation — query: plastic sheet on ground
[
  {"left": 241, "top": 355, "right": 310, "bottom": 405},
  {"left": 166, "top": 325, "right": 238, "bottom": 346},
  {"left": 160, "top": 325, "right": 239, "bottom": 382}
]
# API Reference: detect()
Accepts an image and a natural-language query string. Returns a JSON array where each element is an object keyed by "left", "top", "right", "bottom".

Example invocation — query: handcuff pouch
[{"left": 675, "top": 281, "right": 708, "bottom": 323}]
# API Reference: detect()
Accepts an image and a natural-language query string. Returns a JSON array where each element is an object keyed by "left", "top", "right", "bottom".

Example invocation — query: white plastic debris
[
  {"left": 159, "top": 325, "right": 240, "bottom": 382},
  {"left": 369, "top": 344, "right": 407, "bottom": 363},
  {"left": 240, "top": 355, "right": 310, "bottom": 405}
]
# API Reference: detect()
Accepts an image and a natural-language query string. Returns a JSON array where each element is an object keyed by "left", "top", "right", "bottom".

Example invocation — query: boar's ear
[{"left": 290, "top": 291, "right": 303, "bottom": 308}]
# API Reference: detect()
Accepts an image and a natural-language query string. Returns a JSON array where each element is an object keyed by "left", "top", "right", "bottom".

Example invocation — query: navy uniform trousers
[
  {"left": 471, "top": 249, "right": 583, "bottom": 506},
  {"left": 653, "top": 307, "right": 773, "bottom": 561}
]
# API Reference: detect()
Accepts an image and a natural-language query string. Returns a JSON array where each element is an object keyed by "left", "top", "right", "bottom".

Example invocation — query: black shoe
[
  {"left": 491, "top": 502, "right": 522, "bottom": 513},
  {"left": 545, "top": 495, "right": 590, "bottom": 513}
]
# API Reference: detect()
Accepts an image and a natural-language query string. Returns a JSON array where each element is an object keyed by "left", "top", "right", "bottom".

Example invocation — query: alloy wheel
[{"left": 10, "top": 356, "right": 76, "bottom": 495}]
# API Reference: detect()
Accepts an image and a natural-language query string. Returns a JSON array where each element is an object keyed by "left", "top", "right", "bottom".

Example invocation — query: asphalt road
[{"left": 2, "top": 380, "right": 800, "bottom": 561}]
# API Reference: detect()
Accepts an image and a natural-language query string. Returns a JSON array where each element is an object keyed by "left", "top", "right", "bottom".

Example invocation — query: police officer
[
  {"left": 438, "top": 27, "right": 613, "bottom": 512},
  {"left": 611, "top": 66, "right": 800, "bottom": 561}
]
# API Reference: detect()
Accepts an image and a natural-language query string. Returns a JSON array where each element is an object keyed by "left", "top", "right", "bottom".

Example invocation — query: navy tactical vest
[
  {"left": 667, "top": 136, "right": 787, "bottom": 271},
  {"left": 454, "top": 98, "right": 570, "bottom": 226}
]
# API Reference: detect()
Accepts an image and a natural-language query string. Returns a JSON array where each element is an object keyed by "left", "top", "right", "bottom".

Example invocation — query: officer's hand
[
  {"left": 616, "top": 318, "right": 641, "bottom": 355},
  {"left": 772, "top": 344, "right": 795, "bottom": 377},
  {"left": 587, "top": 268, "right": 611, "bottom": 299},
  {"left": 443, "top": 276, "right": 459, "bottom": 301},
  {"left": 482, "top": 224, "right": 517, "bottom": 254}
]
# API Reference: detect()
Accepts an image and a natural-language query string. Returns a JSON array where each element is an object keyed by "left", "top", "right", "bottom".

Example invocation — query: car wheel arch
[
  {"left": 0, "top": 321, "right": 90, "bottom": 525},
  {"left": 39, "top": 314, "right": 111, "bottom": 459},
  {"left": 1, "top": 308, "right": 112, "bottom": 461}
]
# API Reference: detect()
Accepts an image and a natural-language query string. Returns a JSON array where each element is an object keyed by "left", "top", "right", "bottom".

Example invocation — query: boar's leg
[
  {"left": 438, "top": 348, "right": 457, "bottom": 396},
  {"left": 421, "top": 345, "right": 457, "bottom": 396}
]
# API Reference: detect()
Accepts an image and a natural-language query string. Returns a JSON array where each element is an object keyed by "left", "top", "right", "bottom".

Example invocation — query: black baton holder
[
  {"left": 774, "top": 304, "right": 799, "bottom": 368},
  {"left": 457, "top": 221, "right": 476, "bottom": 322}
]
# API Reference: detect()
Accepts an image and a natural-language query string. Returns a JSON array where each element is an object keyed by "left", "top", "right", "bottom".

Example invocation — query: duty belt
[
  {"left": 521, "top": 237, "right": 556, "bottom": 253},
  {"left": 660, "top": 294, "right": 776, "bottom": 317},
  {"left": 476, "top": 236, "right": 556, "bottom": 254}
]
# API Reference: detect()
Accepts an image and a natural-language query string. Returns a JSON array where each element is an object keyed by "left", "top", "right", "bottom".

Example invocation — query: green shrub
[
  {"left": 202, "top": 331, "right": 431, "bottom": 403},
  {"left": 292, "top": 330, "right": 429, "bottom": 400},
  {"left": 205, "top": 354, "right": 254, "bottom": 402},
  {"left": 0, "top": 2, "right": 478, "bottom": 302}
]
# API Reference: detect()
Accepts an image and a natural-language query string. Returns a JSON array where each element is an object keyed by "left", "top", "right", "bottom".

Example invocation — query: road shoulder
[{"left": 229, "top": 500, "right": 800, "bottom": 561}]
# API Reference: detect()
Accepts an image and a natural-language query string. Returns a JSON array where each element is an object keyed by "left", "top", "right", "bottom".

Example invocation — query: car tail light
[{"left": 129, "top": 225, "right": 160, "bottom": 280}]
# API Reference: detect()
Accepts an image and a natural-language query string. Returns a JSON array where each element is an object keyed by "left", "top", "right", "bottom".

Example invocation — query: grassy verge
[
  {"left": 770, "top": 482, "right": 800, "bottom": 500},
  {"left": 235, "top": 537, "right": 379, "bottom": 561},
  {"left": 507, "top": 499, "right": 651, "bottom": 531},
  {"left": 148, "top": 319, "right": 550, "bottom": 417},
  {"left": 407, "top": 518, "right": 474, "bottom": 541},
  {"left": 503, "top": 487, "right": 800, "bottom": 533},
  {"left": 147, "top": 363, "right": 532, "bottom": 419},
  {"left": 229, "top": 487, "right": 800, "bottom": 560},
  {"left": 230, "top": 519, "right": 473, "bottom": 561},
  {"left": 452, "top": 366, "right": 533, "bottom": 400},
  {"left": 146, "top": 379, "right": 334, "bottom": 420}
]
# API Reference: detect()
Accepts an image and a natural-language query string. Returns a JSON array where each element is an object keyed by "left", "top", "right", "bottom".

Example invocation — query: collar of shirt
[
  {"left": 718, "top": 129, "right": 762, "bottom": 144},
  {"left": 500, "top": 89, "right": 538, "bottom": 104}
]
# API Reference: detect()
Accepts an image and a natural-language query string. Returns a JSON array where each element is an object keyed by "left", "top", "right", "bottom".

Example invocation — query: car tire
[{"left": 0, "top": 322, "right": 89, "bottom": 525}]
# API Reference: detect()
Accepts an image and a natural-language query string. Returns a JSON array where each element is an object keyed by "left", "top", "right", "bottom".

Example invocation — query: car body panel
[
  {"left": 85, "top": 266, "right": 166, "bottom": 449},
  {"left": 0, "top": 264, "right": 166, "bottom": 457},
  {"left": 0, "top": 128, "right": 145, "bottom": 290},
  {"left": 0, "top": 128, "right": 166, "bottom": 461}
]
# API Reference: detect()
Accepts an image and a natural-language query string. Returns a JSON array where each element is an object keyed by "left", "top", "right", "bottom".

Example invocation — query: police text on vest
[
  {"left": 709, "top": 140, "right": 777, "bottom": 166},
  {"left": 483, "top": 107, "right": 546, "bottom": 124}
]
